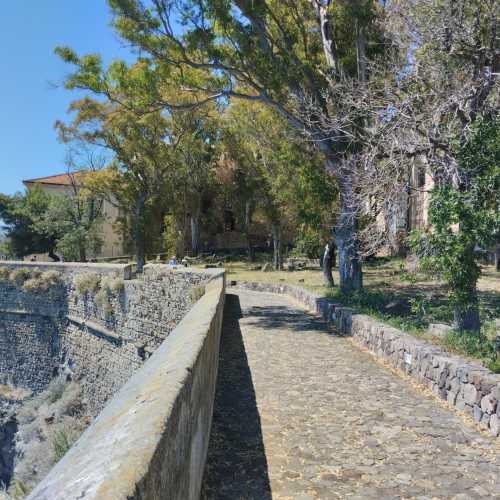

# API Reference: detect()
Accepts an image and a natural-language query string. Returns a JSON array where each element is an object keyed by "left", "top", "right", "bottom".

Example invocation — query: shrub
[
  {"left": 94, "top": 288, "right": 113, "bottom": 316},
  {"left": 100, "top": 274, "right": 125, "bottom": 294},
  {"left": 52, "top": 429, "right": 73, "bottom": 462},
  {"left": 442, "top": 329, "right": 497, "bottom": 371},
  {"left": 6, "top": 481, "right": 30, "bottom": 499},
  {"left": 11, "top": 378, "right": 89, "bottom": 492},
  {"left": 9, "top": 268, "right": 32, "bottom": 286},
  {"left": 22, "top": 271, "right": 63, "bottom": 292},
  {"left": 74, "top": 272, "right": 101, "bottom": 295},
  {"left": 0, "top": 267, "right": 10, "bottom": 282}
]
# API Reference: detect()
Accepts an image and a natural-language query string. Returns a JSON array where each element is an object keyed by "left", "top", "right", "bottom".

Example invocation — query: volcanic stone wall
[{"left": 0, "top": 262, "right": 210, "bottom": 414}]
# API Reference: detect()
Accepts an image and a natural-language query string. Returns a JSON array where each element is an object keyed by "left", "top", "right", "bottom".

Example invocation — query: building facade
[{"left": 23, "top": 172, "right": 124, "bottom": 259}]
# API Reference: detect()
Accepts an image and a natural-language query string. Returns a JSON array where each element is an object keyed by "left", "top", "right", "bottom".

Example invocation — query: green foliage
[
  {"left": 163, "top": 214, "right": 182, "bottom": 258},
  {"left": 408, "top": 118, "right": 500, "bottom": 330},
  {"left": 0, "top": 186, "right": 54, "bottom": 258},
  {"left": 442, "top": 329, "right": 498, "bottom": 373},
  {"left": 398, "top": 263, "right": 418, "bottom": 284},
  {"left": 0, "top": 179, "right": 103, "bottom": 262},
  {"left": 33, "top": 178, "right": 104, "bottom": 262},
  {"left": 290, "top": 228, "right": 326, "bottom": 259},
  {"left": 327, "top": 285, "right": 498, "bottom": 370},
  {"left": 74, "top": 272, "right": 101, "bottom": 295},
  {"left": 0, "top": 267, "right": 10, "bottom": 282},
  {"left": 6, "top": 480, "right": 31, "bottom": 499},
  {"left": 52, "top": 429, "right": 74, "bottom": 462}
]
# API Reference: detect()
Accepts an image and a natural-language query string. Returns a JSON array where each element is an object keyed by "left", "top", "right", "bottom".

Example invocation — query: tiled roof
[{"left": 23, "top": 171, "right": 84, "bottom": 186}]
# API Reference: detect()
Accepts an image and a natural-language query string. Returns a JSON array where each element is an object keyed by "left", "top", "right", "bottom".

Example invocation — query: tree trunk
[
  {"left": 190, "top": 207, "right": 201, "bottom": 256},
  {"left": 453, "top": 289, "right": 481, "bottom": 333},
  {"left": 356, "top": 20, "right": 367, "bottom": 83},
  {"left": 78, "top": 241, "right": 87, "bottom": 263},
  {"left": 48, "top": 248, "right": 60, "bottom": 262},
  {"left": 271, "top": 222, "right": 282, "bottom": 271},
  {"left": 495, "top": 244, "right": 500, "bottom": 271},
  {"left": 322, "top": 240, "right": 335, "bottom": 287},
  {"left": 244, "top": 200, "right": 254, "bottom": 261},
  {"left": 134, "top": 194, "right": 146, "bottom": 273},
  {"left": 334, "top": 187, "right": 363, "bottom": 293}
]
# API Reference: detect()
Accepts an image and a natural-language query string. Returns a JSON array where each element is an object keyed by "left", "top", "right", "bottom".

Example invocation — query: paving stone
[
  {"left": 481, "top": 394, "right": 498, "bottom": 414},
  {"left": 201, "top": 290, "right": 500, "bottom": 500},
  {"left": 490, "top": 414, "right": 500, "bottom": 437}
]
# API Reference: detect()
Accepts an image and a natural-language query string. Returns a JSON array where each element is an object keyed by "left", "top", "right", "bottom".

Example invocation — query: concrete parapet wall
[
  {"left": 0, "top": 260, "right": 133, "bottom": 279},
  {"left": 231, "top": 281, "right": 500, "bottom": 438},
  {"left": 28, "top": 272, "right": 225, "bottom": 500}
]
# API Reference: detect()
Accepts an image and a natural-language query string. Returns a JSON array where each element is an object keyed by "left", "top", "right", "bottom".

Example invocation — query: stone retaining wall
[
  {"left": 28, "top": 271, "right": 225, "bottom": 500},
  {"left": 231, "top": 281, "right": 500, "bottom": 437},
  {"left": 0, "top": 262, "right": 211, "bottom": 414}
]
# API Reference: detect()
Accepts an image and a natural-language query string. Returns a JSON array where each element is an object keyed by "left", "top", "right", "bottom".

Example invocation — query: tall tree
[
  {"left": 33, "top": 171, "right": 104, "bottom": 262},
  {"left": 55, "top": 87, "right": 176, "bottom": 272},
  {"left": 221, "top": 100, "right": 337, "bottom": 273},
  {"left": 409, "top": 118, "right": 499, "bottom": 332},
  {"left": 379, "top": 0, "right": 499, "bottom": 331},
  {"left": 94, "top": 0, "right": 389, "bottom": 291},
  {"left": 0, "top": 186, "right": 55, "bottom": 259}
]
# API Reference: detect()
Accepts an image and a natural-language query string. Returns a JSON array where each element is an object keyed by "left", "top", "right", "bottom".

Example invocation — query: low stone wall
[
  {"left": 231, "top": 281, "right": 500, "bottom": 437},
  {"left": 28, "top": 271, "right": 225, "bottom": 500}
]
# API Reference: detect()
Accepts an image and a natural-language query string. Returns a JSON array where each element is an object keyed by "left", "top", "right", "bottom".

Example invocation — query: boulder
[
  {"left": 428, "top": 323, "right": 453, "bottom": 339},
  {"left": 490, "top": 414, "right": 500, "bottom": 437},
  {"left": 481, "top": 394, "right": 498, "bottom": 415}
]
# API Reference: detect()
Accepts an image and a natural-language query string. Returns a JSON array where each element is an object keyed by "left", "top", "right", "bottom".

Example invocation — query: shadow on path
[
  {"left": 244, "top": 304, "right": 329, "bottom": 334},
  {"left": 201, "top": 294, "right": 272, "bottom": 500}
]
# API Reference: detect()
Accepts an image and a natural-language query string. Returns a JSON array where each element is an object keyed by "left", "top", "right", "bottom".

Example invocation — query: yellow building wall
[{"left": 25, "top": 183, "right": 124, "bottom": 259}]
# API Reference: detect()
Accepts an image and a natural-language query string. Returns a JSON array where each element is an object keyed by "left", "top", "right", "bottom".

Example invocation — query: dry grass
[
  {"left": 6, "top": 378, "right": 90, "bottom": 497},
  {"left": 0, "top": 385, "right": 31, "bottom": 403},
  {"left": 223, "top": 259, "right": 499, "bottom": 308},
  {"left": 74, "top": 272, "right": 101, "bottom": 295}
]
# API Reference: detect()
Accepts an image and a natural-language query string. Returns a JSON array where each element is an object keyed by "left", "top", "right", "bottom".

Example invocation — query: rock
[
  {"left": 473, "top": 404, "right": 483, "bottom": 422},
  {"left": 447, "top": 391, "right": 458, "bottom": 405},
  {"left": 462, "top": 384, "right": 481, "bottom": 405},
  {"left": 383, "top": 299, "right": 411, "bottom": 316},
  {"left": 405, "top": 254, "right": 419, "bottom": 272},
  {"left": 489, "top": 414, "right": 499, "bottom": 437},
  {"left": 491, "top": 385, "right": 500, "bottom": 401},
  {"left": 480, "top": 394, "right": 497, "bottom": 415},
  {"left": 427, "top": 323, "right": 453, "bottom": 339},
  {"left": 261, "top": 263, "right": 272, "bottom": 272}
]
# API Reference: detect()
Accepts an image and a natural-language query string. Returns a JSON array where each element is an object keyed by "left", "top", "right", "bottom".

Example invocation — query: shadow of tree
[
  {"left": 244, "top": 304, "right": 336, "bottom": 335},
  {"left": 201, "top": 294, "right": 272, "bottom": 500}
]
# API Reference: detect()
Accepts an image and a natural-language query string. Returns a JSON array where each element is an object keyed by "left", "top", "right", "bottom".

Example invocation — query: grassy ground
[{"left": 221, "top": 258, "right": 500, "bottom": 370}]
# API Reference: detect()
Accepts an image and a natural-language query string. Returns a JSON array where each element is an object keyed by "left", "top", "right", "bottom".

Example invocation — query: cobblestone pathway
[{"left": 201, "top": 290, "right": 500, "bottom": 500}]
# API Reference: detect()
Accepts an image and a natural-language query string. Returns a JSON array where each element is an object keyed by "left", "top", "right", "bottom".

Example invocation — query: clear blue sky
[{"left": 0, "top": 1, "right": 133, "bottom": 195}]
